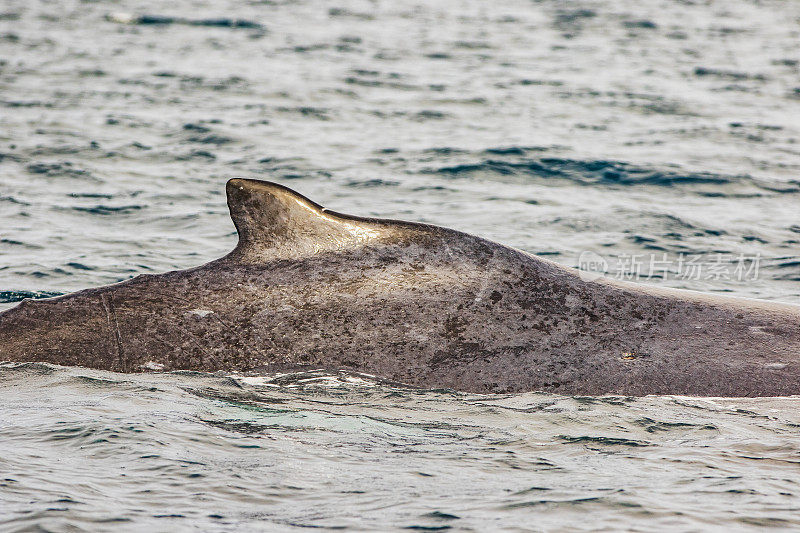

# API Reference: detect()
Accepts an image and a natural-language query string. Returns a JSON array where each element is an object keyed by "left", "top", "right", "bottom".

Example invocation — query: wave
[
  {"left": 426, "top": 155, "right": 800, "bottom": 194},
  {"left": 0, "top": 290, "right": 64, "bottom": 303}
]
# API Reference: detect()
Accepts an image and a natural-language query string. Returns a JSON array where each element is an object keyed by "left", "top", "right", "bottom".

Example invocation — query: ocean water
[
  {"left": 3, "top": 364, "right": 800, "bottom": 531},
  {"left": 1, "top": 0, "right": 799, "bottom": 530}
]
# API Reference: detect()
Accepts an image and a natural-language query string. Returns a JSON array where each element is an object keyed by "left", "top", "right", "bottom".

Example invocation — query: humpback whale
[{"left": 1, "top": 178, "right": 799, "bottom": 396}]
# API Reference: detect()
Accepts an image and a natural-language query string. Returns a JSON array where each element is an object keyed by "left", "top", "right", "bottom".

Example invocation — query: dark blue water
[{"left": 1, "top": 0, "right": 799, "bottom": 530}]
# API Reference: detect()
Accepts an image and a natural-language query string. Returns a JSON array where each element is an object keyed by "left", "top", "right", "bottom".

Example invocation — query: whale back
[{"left": 2, "top": 178, "right": 800, "bottom": 396}]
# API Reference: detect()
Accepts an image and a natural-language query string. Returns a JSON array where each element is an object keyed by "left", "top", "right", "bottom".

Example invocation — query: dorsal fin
[{"left": 225, "top": 178, "right": 387, "bottom": 261}]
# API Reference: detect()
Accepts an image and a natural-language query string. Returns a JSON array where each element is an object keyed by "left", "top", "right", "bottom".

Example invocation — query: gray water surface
[
  {"left": 1, "top": 0, "right": 800, "bottom": 530},
  {"left": 3, "top": 364, "right": 800, "bottom": 531}
]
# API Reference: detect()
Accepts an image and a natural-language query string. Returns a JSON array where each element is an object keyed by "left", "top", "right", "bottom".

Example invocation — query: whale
[{"left": 1, "top": 178, "right": 799, "bottom": 396}]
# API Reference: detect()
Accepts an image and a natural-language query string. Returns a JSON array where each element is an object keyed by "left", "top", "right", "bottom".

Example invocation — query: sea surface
[{"left": 1, "top": 0, "right": 799, "bottom": 530}]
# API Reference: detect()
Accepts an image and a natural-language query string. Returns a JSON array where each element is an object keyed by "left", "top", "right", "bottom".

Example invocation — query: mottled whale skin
[{"left": 1, "top": 178, "right": 799, "bottom": 396}]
